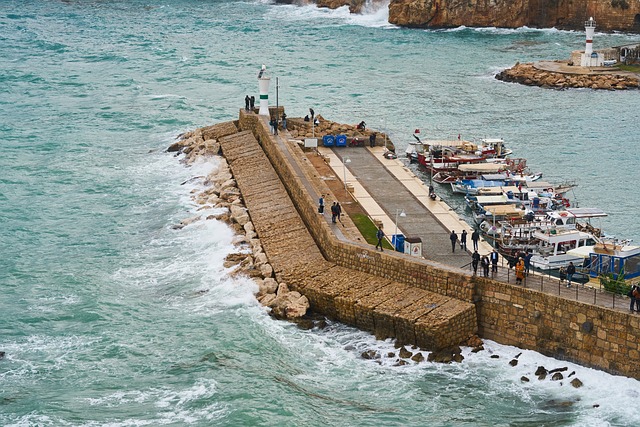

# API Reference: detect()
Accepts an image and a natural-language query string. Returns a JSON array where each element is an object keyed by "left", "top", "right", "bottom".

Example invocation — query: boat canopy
[
  {"left": 458, "top": 163, "right": 507, "bottom": 173},
  {"left": 483, "top": 204, "right": 525, "bottom": 216},
  {"left": 525, "top": 181, "right": 555, "bottom": 189},
  {"left": 481, "top": 173, "right": 508, "bottom": 180},
  {"left": 566, "top": 245, "right": 594, "bottom": 259},
  {"left": 565, "top": 208, "right": 608, "bottom": 218},
  {"left": 475, "top": 195, "right": 517, "bottom": 205}
]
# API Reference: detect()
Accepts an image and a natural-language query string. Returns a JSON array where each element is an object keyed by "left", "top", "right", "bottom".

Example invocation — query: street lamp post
[
  {"left": 343, "top": 156, "right": 351, "bottom": 192},
  {"left": 394, "top": 208, "right": 406, "bottom": 251}
]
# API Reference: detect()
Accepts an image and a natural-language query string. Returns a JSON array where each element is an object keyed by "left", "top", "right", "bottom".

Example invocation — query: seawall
[{"left": 188, "top": 109, "right": 640, "bottom": 378}]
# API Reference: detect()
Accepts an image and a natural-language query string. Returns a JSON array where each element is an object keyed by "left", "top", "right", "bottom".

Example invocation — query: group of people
[
  {"left": 243, "top": 95, "right": 255, "bottom": 111},
  {"left": 449, "top": 229, "right": 480, "bottom": 253},
  {"left": 268, "top": 113, "right": 287, "bottom": 135},
  {"left": 558, "top": 261, "right": 577, "bottom": 287},
  {"left": 318, "top": 195, "right": 342, "bottom": 224},
  {"left": 472, "top": 249, "right": 500, "bottom": 277},
  {"left": 303, "top": 108, "right": 319, "bottom": 125}
]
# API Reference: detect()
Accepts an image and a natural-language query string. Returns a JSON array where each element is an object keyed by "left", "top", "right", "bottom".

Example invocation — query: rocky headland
[
  {"left": 281, "top": 0, "right": 640, "bottom": 33},
  {"left": 495, "top": 61, "right": 640, "bottom": 90}
]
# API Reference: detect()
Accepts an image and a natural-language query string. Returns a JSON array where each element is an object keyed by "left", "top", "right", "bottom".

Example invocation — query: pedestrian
[
  {"left": 628, "top": 284, "right": 640, "bottom": 312},
  {"left": 460, "top": 230, "right": 468, "bottom": 251},
  {"left": 471, "top": 229, "right": 480, "bottom": 251},
  {"left": 244, "top": 95, "right": 250, "bottom": 110},
  {"left": 481, "top": 255, "right": 490, "bottom": 277},
  {"left": 515, "top": 257, "right": 525, "bottom": 285},
  {"left": 309, "top": 108, "right": 315, "bottom": 120},
  {"left": 281, "top": 112, "right": 287, "bottom": 130},
  {"left": 559, "top": 266, "right": 567, "bottom": 286},
  {"left": 250, "top": 96, "right": 255, "bottom": 110},
  {"left": 490, "top": 249, "right": 499, "bottom": 273},
  {"left": 369, "top": 132, "right": 376, "bottom": 148},
  {"left": 318, "top": 195, "right": 325, "bottom": 214},
  {"left": 336, "top": 202, "right": 342, "bottom": 222},
  {"left": 566, "top": 261, "right": 576, "bottom": 287},
  {"left": 524, "top": 251, "right": 532, "bottom": 276},
  {"left": 375, "top": 226, "right": 385, "bottom": 251},
  {"left": 269, "top": 118, "right": 276, "bottom": 134},
  {"left": 472, "top": 250, "right": 480, "bottom": 275},
  {"left": 330, "top": 202, "right": 338, "bottom": 223},
  {"left": 450, "top": 230, "right": 458, "bottom": 253}
]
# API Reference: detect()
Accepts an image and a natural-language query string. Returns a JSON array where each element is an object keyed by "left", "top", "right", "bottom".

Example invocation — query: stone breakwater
[
  {"left": 168, "top": 122, "right": 311, "bottom": 320},
  {"left": 496, "top": 62, "right": 640, "bottom": 90}
]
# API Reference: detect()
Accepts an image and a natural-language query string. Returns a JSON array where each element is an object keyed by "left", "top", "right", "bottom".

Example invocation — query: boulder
[
  {"left": 570, "top": 378, "right": 583, "bottom": 388},
  {"left": 399, "top": 347, "right": 413, "bottom": 359}
]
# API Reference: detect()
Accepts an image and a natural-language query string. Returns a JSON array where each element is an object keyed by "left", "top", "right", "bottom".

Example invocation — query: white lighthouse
[
  {"left": 257, "top": 64, "right": 270, "bottom": 116},
  {"left": 580, "top": 17, "right": 601, "bottom": 67}
]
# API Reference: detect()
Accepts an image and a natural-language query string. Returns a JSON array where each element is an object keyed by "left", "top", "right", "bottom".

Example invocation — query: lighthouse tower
[
  {"left": 580, "top": 17, "right": 598, "bottom": 67},
  {"left": 257, "top": 64, "right": 270, "bottom": 116}
]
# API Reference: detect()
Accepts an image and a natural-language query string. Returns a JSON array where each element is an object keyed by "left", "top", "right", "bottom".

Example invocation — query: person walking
[
  {"left": 524, "top": 251, "right": 533, "bottom": 276},
  {"left": 375, "top": 226, "right": 385, "bottom": 251},
  {"left": 629, "top": 284, "right": 640, "bottom": 312},
  {"left": 559, "top": 266, "right": 567, "bottom": 286},
  {"left": 450, "top": 231, "right": 458, "bottom": 253},
  {"left": 460, "top": 230, "right": 468, "bottom": 251},
  {"left": 515, "top": 257, "right": 525, "bottom": 285},
  {"left": 471, "top": 229, "right": 480, "bottom": 251},
  {"left": 481, "top": 255, "right": 490, "bottom": 277},
  {"left": 336, "top": 202, "right": 342, "bottom": 222},
  {"left": 471, "top": 250, "right": 480, "bottom": 275},
  {"left": 330, "top": 202, "right": 338, "bottom": 223},
  {"left": 490, "top": 249, "right": 499, "bottom": 274},
  {"left": 566, "top": 261, "right": 576, "bottom": 288},
  {"left": 318, "top": 195, "right": 325, "bottom": 214}
]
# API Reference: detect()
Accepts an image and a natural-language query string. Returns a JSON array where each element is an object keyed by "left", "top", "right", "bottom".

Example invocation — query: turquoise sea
[{"left": 1, "top": 1, "right": 639, "bottom": 425}]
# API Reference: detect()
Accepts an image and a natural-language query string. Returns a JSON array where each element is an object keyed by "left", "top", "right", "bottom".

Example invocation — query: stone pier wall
[
  {"left": 475, "top": 277, "right": 640, "bottom": 378},
  {"left": 232, "top": 110, "right": 639, "bottom": 378},
  {"left": 221, "top": 116, "right": 477, "bottom": 351}
]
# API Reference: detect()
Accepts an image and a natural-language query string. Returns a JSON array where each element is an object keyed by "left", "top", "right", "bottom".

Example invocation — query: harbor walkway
[
  {"left": 311, "top": 139, "right": 633, "bottom": 314},
  {"left": 318, "top": 145, "right": 493, "bottom": 266}
]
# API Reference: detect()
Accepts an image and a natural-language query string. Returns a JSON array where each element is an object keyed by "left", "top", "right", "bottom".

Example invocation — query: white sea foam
[{"left": 264, "top": 0, "right": 395, "bottom": 29}]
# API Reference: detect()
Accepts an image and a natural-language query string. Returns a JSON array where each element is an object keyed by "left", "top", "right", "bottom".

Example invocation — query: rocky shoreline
[
  {"left": 495, "top": 62, "right": 640, "bottom": 90},
  {"left": 168, "top": 123, "right": 311, "bottom": 321}
]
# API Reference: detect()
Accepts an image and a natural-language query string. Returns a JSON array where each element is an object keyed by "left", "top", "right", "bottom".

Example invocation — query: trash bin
[
  {"left": 391, "top": 234, "right": 405, "bottom": 252},
  {"left": 336, "top": 134, "right": 347, "bottom": 147},
  {"left": 404, "top": 237, "right": 422, "bottom": 257},
  {"left": 323, "top": 135, "right": 335, "bottom": 147}
]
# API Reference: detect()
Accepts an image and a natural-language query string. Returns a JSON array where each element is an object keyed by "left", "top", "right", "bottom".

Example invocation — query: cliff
[
  {"left": 388, "top": 0, "right": 640, "bottom": 32},
  {"left": 281, "top": 0, "right": 640, "bottom": 33}
]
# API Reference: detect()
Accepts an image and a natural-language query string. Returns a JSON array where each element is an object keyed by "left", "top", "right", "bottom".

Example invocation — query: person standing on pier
[
  {"left": 336, "top": 202, "right": 342, "bottom": 222},
  {"left": 330, "top": 202, "right": 338, "bottom": 223},
  {"left": 281, "top": 112, "right": 287, "bottom": 130},
  {"left": 369, "top": 132, "right": 376, "bottom": 148},
  {"left": 460, "top": 230, "right": 468, "bottom": 251},
  {"left": 481, "top": 255, "right": 490, "bottom": 277},
  {"left": 471, "top": 250, "right": 480, "bottom": 275},
  {"left": 490, "top": 249, "right": 499, "bottom": 274},
  {"left": 375, "top": 226, "right": 385, "bottom": 251},
  {"left": 566, "top": 261, "right": 576, "bottom": 287},
  {"left": 450, "top": 230, "right": 458, "bottom": 253},
  {"left": 244, "top": 95, "right": 250, "bottom": 110},
  {"left": 630, "top": 284, "right": 640, "bottom": 312},
  {"left": 309, "top": 108, "right": 315, "bottom": 120},
  {"left": 471, "top": 229, "right": 480, "bottom": 251},
  {"left": 524, "top": 251, "right": 532, "bottom": 276},
  {"left": 250, "top": 95, "right": 255, "bottom": 110},
  {"left": 515, "top": 258, "right": 525, "bottom": 285}
]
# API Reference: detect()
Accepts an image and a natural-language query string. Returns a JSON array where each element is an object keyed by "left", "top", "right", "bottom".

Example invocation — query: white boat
[{"left": 528, "top": 228, "right": 600, "bottom": 270}]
